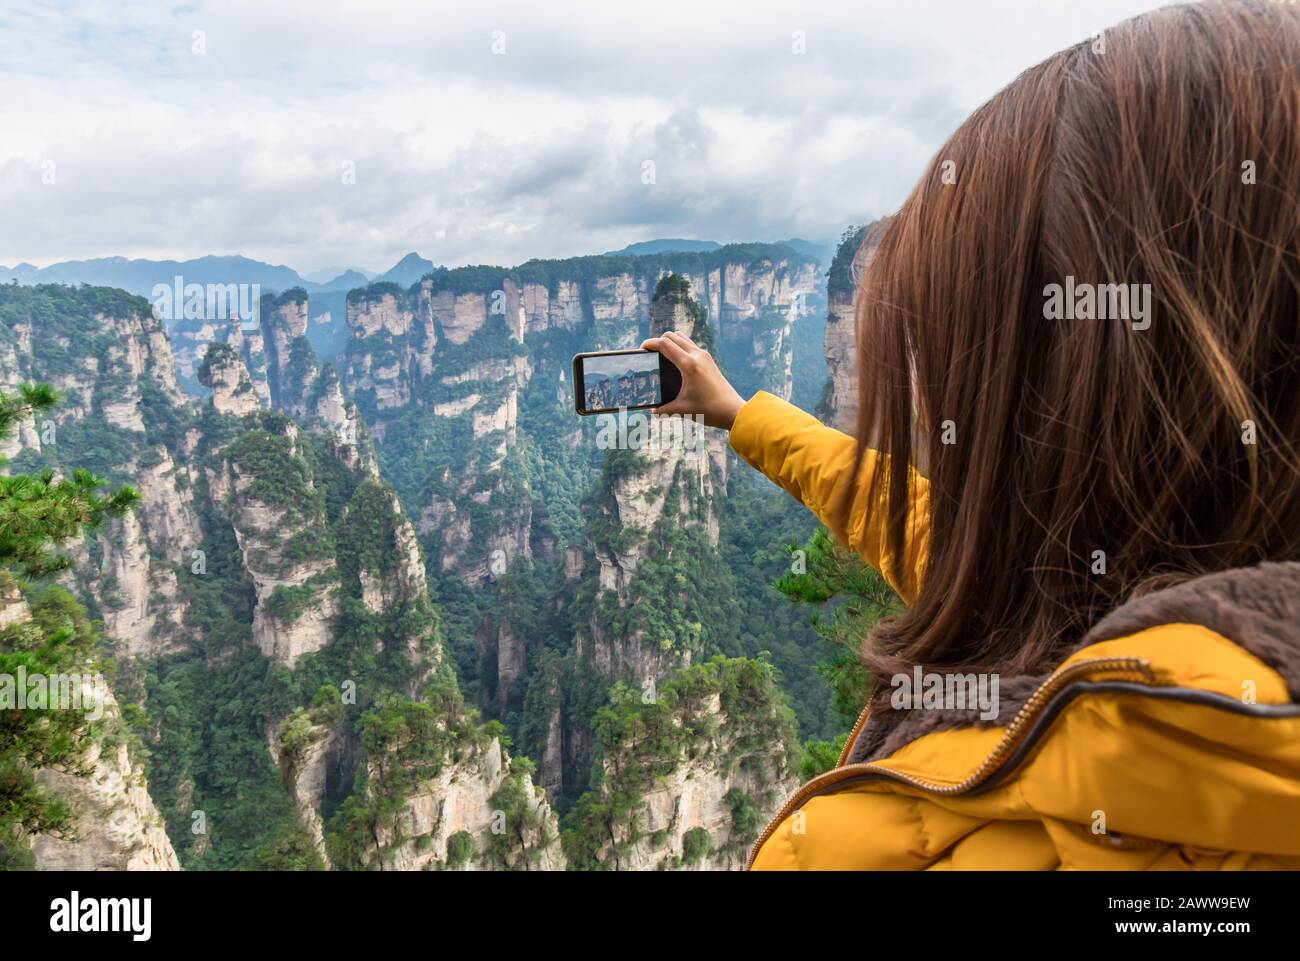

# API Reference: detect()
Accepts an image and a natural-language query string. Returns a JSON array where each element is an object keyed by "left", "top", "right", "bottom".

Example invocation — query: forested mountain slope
[{"left": 0, "top": 229, "right": 883, "bottom": 869}]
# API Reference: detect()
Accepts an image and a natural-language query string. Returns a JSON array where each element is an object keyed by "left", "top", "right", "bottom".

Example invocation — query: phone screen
[{"left": 573, "top": 349, "right": 680, "bottom": 415}]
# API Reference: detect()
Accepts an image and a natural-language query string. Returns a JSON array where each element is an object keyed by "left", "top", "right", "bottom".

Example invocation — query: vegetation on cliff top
[
  {"left": 0, "top": 383, "right": 141, "bottom": 868},
  {"left": 560, "top": 654, "right": 797, "bottom": 870}
]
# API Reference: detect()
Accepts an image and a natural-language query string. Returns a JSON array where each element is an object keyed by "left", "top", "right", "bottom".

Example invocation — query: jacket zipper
[
  {"left": 837, "top": 701, "right": 872, "bottom": 767},
  {"left": 748, "top": 655, "right": 1158, "bottom": 870}
]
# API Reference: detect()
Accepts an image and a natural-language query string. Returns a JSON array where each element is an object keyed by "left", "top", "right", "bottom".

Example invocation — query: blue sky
[{"left": 0, "top": 0, "right": 1169, "bottom": 273}]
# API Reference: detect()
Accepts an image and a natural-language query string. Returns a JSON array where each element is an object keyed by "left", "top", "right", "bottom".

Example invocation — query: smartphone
[{"left": 572, "top": 348, "right": 682, "bottom": 415}]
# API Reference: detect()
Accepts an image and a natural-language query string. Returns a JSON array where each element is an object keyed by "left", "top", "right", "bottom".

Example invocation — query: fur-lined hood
[
  {"left": 750, "top": 560, "right": 1300, "bottom": 869},
  {"left": 846, "top": 561, "right": 1300, "bottom": 764}
]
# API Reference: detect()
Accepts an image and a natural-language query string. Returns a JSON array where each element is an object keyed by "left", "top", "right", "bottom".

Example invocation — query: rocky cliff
[
  {"left": 207, "top": 416, "right": 342, "bottom": 667},
  {"left": 572, "top": 275, "right": 724, "bottom": 686},
  {"left": 563, "top": 656, "right": 799, "bottom": 870},
  {"left": 0, "top": 577, "right": 179, "bottom": 871},
  {"left": 340, "top": 246, "right": 821, "bottom": 592},
  {"left": 822, "top": 220, "right": 888, "bottom": 431},
  {"left": 529, "top": 275, "right": 749, "bottom": 802},
  {"left": 0, "top": 285, "right": 201, "bottom": 659},
  {"left": 30, "top": 695, "right": 181, "bottom": 871},
  {"left": 324, "top": 681, "right": 565, "bottom": 871},
  {"left": 336, "top": 248, "right": 821, "bottom": 802},
  {"left": 0, "top": 283, "right": 558, "bottom": 871},
  {"left": 0, "top": 240, "right": 834, "bottom": 871},
  {"left": 343, "top": 278, "right": 536, "bottom": 590},
  {"left": 198, "top": 341, "right": 260, "bottom": 417}
]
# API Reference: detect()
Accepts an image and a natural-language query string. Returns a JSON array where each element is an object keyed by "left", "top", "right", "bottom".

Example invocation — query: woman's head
[{"left": 852, "top": 0, "right": 1300, "bottom": 686}]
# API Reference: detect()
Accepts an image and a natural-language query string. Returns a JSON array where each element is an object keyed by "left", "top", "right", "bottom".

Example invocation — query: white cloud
[{"left": 0, "top": 0, "right": 1169, "bottom": 272}]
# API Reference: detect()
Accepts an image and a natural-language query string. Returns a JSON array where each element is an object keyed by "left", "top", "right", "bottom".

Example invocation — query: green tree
[
  {"left": 0, "top": 384, "right": 141, "bottom": 868},
  {"left": 681, "top": 827, "right": 711, "bottom": 864},
  {"left": 776, "top": 527, "right": 900, "bottom": 777},
  {"left": 0, "top": 385, "right": 139, "bottom": 577}
]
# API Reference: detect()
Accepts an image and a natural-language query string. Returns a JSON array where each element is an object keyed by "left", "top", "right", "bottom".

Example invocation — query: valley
[{"left": 0, "top": 229, "right": 886, "bottom": 870}]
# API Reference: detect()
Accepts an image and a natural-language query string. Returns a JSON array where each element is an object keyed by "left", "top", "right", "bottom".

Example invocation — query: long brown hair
[{"left": 848, "top": 0, "right": 1300, "bottom": 701}]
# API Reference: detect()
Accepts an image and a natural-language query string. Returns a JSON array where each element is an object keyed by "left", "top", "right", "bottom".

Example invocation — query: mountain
[
  {"left": 334, "top": 244, "right": 831, "bottom": 810},
  {"left": 374, "top": 252, "right": 437, "bottom": 287},
  {"left": 600, "top": 238, "right": 834, "bottom": 265},
  {"left": 601, "top": 239, "right": 721, "bottom": 257},
  {"left": 0, "top": 263, "right": 40, "bottom": 282},
  {"left": 302, "top": 265, "right": 374, "bottom": 285},
  {"left": 820, "top": 219, "right": 889, "bottom": 429},
  {"left": 1, "top": 579, "right": 180, "bottom": 870},
  {"left": 0, "top": 231, "right": 871, "bottom": 871},
  {"left": 309, "top": 269, "right": 369, "bottom": 291},
  {"left": 0, "top": 282, "right": 562, "bottom": 870},
  {"left": 563, "top": 656, "right": 798, "bottom": 869},
  {"left": 0, "top": 256, "right": 364, "bottom": 324},
  {"left": 774, "top": 237, "right": 835, "bottom": 265},
  {"left": 0, "top": 255, "right": 305, "bottom": 299}
]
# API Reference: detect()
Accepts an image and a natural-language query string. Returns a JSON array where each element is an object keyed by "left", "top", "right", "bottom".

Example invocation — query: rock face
[
  {"left": 533, "top": 275, "right": 742, "bottom": 801},
  {"left": 338, "top": 481, "right": 441, "bottom": 678},
  {"left": 714, "top": 260, "right": 820, "bottom": 402},
  {"left": 0, "top": 286, "right": 201, "bottom": 659},
  {"left": 259, "top": 290, "right": 312, "bottom": 410},
  {"left": 32, "top": 722, "right": 181, "bottom": 871},
  {"left": 198, "top": 341, "right": 260, "bottom": 417},
  {"left": 91, "top": 498, "right": 192, "bottom": 658},
  {"left": 345, "top": 278, "right": 535, "bottom": 590},
  {"left": 362, "top": 737, "right": 565, "bottom": 871},
  {"left": 267, "top": 712, "right": 343, "bottom": 864},
  {"left": 340, "top": 246, "right": 821, "bottom": 593},
  {"left": 0, "top": 585, "right": 181, "bottom": 872},
  {"left": 564, "top": 656, "right": 799, "bottom": 871},
  {"left": 169, "top": 318, "right": 227, "bottom": 393},
  {"left": 0, "top": 242, "right": 832, "bottom": 872},
  {"left": 0, "top": 293, "right": 186, "bottom": 445},
  {"left": 823, "top": 220, "right": 888, "bottom": 431},
  {"left": 0, "top": 282, "right": 562, "bottom": 873},
  {"left": 207, "top": 418, "right": 340, "bottom": 667},
  {"left": 336, "top": 251, "right": 822, "bottom": 809},
  {"left": 169, "top": 287, "right": 316, "bottom": 401},
  {"left": 576, "top": 275, "right": 721, "bottom": 684},
  {"left": 475, "top": 612, "right": 525, "bottom": 713},
  {"left": 309, "top": 365, "right": 378, "bottom": 477}
]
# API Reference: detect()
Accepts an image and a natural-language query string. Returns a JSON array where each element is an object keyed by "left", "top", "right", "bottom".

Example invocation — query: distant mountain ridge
[
  {"left": 601, "top": 237, "right": 835, "bottom": 266},
  {"left": 372, "top": 252, "right": 437, "bottom": 287},
  {"left": 0, "top": 240, "right": 837, "bottom": 300},
  {"left": 301, "top": 265, "right": 374, "bottom": 284},
  {"left": 601, "top": 239, "right": 722, "bottom": 256},
  {"left": 0, "top": 255, "right": 395, "bottom": 299}
]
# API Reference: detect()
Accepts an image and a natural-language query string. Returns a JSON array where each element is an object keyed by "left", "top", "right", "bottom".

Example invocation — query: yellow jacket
[{"left": 730, "top": 391, "right": 1300, "bottom": 870}]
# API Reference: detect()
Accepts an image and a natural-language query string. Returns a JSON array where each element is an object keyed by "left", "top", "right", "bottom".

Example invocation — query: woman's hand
[{"left": 640, "top": 330, "right": 746, "bottom": 430}]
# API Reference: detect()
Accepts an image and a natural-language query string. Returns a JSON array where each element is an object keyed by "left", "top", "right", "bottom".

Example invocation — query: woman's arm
[
  {"left": 730, "top": 391, "right": 928, "bottom": 602},
  {"left": 645, "top": 331, "right": 929, "bottom": 602}
]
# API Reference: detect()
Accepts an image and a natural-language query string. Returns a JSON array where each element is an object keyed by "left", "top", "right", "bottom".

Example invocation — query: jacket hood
[{"left": 847, "top": 561, "right": 1300, "bottom": 765}]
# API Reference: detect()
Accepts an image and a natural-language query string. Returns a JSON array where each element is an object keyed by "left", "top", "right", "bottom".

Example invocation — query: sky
[{"left": 0, "top": 0, "right": 1171, "bottom": 274}]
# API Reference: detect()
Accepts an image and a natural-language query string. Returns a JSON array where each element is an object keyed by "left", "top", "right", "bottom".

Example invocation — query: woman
[{"left": 646, "top": 0, "right": 1300, "bottom": 870}]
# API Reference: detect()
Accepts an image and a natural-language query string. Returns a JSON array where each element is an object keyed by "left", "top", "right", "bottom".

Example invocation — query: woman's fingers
[
  {"left": 633, "top": 330, "right": 741, "bottom": 428},
  {"left": 640, "top": 335, "right": 692, "bottom": 416},
  {"left": 651, "top": 334, "right": 693, "bottom": 368},
  {"left": 639, "top": 332, "right": 712, "bottom": 418},
  {"left": 663, "top": 330, "right": 699, "bottom": 353}
]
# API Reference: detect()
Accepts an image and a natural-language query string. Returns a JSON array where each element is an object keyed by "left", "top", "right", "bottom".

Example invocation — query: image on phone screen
[{"left": 573, "top": 349, "right": 680, "bottom": 415}]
